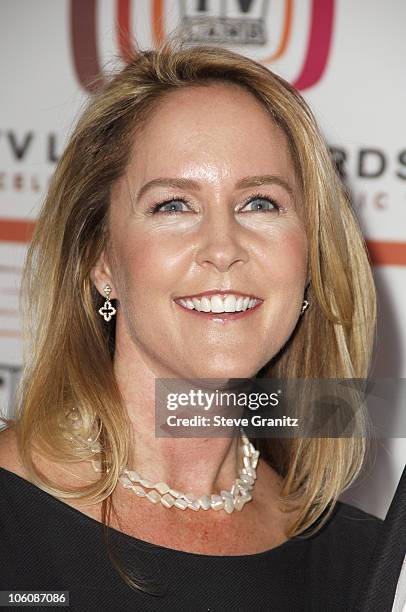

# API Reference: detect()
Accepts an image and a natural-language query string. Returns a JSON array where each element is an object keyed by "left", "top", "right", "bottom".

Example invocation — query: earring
[
  {"left": 98, "top": 284, "right": 116, "bottom": 322},
  {"left": 301, "top": 299, "right": 310, "bottom": 315}
]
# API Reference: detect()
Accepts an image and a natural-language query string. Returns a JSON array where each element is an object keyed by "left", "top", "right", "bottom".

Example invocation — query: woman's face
[{"left": 99, "top": 82, "right": 308, "bottom": 379}]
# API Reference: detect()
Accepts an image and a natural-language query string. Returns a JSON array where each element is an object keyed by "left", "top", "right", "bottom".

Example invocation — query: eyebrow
[{"left": 135, "top": 174, "right": 295, "bottom": 201}]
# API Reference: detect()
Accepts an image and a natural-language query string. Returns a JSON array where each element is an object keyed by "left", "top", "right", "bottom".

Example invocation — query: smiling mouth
[{"left": 173, "top": 293, "right": 263, "bottom": 320}]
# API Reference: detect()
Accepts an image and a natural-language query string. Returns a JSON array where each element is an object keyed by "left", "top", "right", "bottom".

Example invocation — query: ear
[{"left": 90, "top": 249, "right": 117, "bottom": 299}]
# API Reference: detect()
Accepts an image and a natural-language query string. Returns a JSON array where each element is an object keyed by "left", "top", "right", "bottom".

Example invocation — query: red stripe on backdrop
[
  {"left": 152, "top": 0, "right": 165, "bottom": 46},
  {"left": 292, "top": 0, "right": 335, "bottom": 91},
  {"left": 70, "top": 0, "right": 104, "bottom": 92},
  {"left": 0, "top": 219, "right": 405, "bottom": 266},
  {"left": 117, "top": 0, "right": 135, "bottom": 64},
  {"left": 366, "top": 240, "right": 406, "bottom": 267},
  {"left": 0, "top": 219, "right": 35, "bottom": 243}
]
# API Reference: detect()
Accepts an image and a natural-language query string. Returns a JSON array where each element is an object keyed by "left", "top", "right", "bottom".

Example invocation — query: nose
[{"left": 195, "top": 206, "right": 249, "bottom": 273}]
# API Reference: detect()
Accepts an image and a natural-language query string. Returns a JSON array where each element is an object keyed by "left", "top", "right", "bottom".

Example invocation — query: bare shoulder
[{"left": 0, "top": 426, "right": 27, "bottom": 478}]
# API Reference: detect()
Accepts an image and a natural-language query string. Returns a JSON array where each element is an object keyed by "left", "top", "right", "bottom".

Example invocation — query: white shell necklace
[
  {"left": 114, "top": 428, "right": 260, "bottom": 514},
  {"left": 60, "top": 409, "right": 259, "bottom": 514}
]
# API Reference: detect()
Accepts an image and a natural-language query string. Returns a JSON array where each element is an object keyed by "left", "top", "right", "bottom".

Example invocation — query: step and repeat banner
[{"left": 0, "top": 0, "right": 405, "bottom": 517}]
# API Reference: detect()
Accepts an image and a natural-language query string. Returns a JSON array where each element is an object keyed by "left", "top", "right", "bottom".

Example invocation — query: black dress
[{"left": 0, "top": 467, "right": 382, "bottom": 611}]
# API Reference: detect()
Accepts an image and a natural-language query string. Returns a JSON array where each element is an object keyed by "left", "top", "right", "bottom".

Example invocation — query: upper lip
[{"left": 173, "top": 289, "right": 263, "bottom": 300}]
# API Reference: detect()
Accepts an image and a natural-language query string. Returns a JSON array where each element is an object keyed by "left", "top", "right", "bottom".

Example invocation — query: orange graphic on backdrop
[
  {"left": 0, "top": 219, "right": 35, "bottom": 243},
  {"left": 261, "top": 0, "right": 293, "bottom": 63}
]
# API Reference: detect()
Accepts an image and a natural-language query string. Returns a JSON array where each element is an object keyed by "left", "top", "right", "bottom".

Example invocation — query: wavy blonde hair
[{"left": 3, "top": 35, "right": 376, "bottom": 594}]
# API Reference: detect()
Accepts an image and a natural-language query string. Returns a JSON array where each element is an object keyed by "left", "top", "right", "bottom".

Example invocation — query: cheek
[
  {"left": 111, "top": 230, "right": 182, "bottom": 304},
  {"left": 263, "top": 224, "right": 308, "bottom": 287},
  {"left": 258, "top": 228, "right": 308, "bottom": 352}
]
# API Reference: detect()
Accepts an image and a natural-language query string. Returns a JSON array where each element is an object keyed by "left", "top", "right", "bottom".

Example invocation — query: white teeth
[
  {"left": 200, "top": 296, "right": 211, "bottom": 312},
  {"left": 177, "top": 294, "right": 261, "bottom": 313},
  {"left": 210, "top": 295, "right": 225, "bottom": 313},
  {"left": 223, "top": 295, "right": 237, "bottom": 312}
]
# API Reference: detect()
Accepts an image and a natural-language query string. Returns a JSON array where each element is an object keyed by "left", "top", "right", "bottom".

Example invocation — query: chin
[{"left": 185, "top": 362, "right": 260, "bottom": 381}]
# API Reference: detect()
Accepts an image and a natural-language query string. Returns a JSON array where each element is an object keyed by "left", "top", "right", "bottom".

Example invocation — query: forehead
[{"left": 125, "top": 82, "right": 297, "bottom": 188}]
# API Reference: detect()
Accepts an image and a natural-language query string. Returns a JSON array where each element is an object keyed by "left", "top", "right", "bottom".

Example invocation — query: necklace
[
  {"left": 60, "top": 409, "right": 259, "bottom": 514},
  {"left": 115, "top": 428, "right": 259, "bottom": 514}
]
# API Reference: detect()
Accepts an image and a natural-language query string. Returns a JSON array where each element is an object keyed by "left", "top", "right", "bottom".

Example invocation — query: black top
[
  {"left": 356, "top": 465, "right": 406, "bottom": 612},
  {"left": 0, "top": 467, "right": 383, "bottom": 612}
]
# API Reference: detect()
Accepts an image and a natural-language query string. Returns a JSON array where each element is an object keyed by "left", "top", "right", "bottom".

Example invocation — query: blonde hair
[{"left": 3, "top": 35, "right": 376, "bottom": 594}]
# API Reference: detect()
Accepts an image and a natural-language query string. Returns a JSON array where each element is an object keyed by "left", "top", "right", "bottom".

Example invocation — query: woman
[{"left": 0, "top": 37, "right": 381, "bottom": 610}]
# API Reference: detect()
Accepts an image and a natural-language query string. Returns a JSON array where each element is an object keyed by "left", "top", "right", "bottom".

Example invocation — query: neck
[{"left": 113, "top": 351, "right": 243, "bottom": 497}]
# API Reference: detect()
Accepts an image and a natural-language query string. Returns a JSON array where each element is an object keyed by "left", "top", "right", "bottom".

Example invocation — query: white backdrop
[{"left": 0, "top": 0, "right": 405, "bottom": 519}]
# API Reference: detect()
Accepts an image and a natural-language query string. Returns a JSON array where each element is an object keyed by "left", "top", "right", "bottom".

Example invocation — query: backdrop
[{"left": 0, "top": 0, "right": 405, "bottom": 519}]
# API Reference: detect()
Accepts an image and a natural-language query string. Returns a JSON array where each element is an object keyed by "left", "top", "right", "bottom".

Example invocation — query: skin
[{"left": 0, "top": 82, "right": 308, "bottom": 553}]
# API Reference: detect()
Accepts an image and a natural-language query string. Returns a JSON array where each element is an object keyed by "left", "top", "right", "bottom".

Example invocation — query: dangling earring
[
  {"left": 300, "top": 299, "right": 310, "bottom": 315},
  {"left": 98, "top": 284, "right": 116, "bottom": 322}
]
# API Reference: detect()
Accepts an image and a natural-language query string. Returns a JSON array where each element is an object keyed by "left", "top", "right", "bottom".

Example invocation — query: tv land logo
[{"left": 70, "top": 0, "right": 335, "bottom": 92}]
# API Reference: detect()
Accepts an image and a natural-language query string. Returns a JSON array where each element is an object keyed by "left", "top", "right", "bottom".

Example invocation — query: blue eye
[
  {"left": 240, "top": 195, "right": 280, "bottom": 213},
  {"left": 150, "top": 198, "right": 189, "bottom": 214}
]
